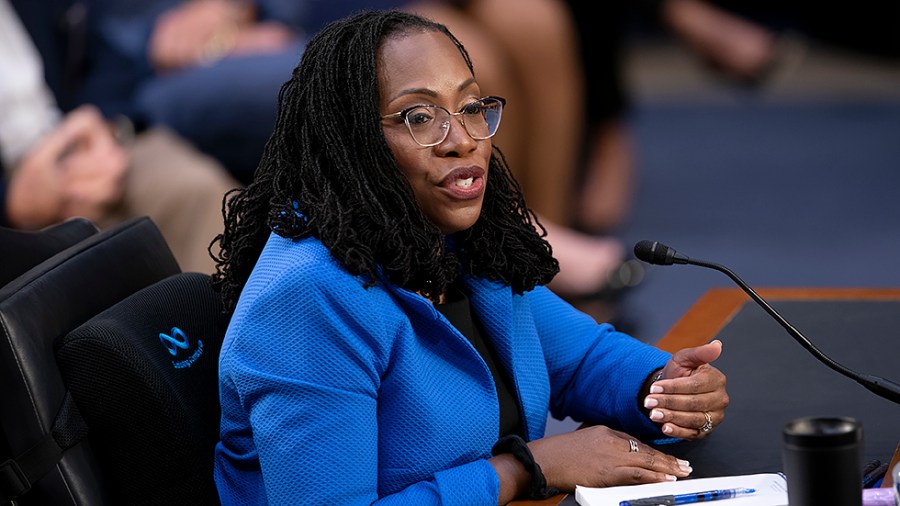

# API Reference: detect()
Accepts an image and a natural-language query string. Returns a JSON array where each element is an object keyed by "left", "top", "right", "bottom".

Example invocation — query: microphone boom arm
[
  {"left": 634, "top": 240, "right": 900, "bottom": 405},
  {"left": 690, "top": 258, "right": 856, "bottom": 383},
  {"left": 688, "top": 257, "right": 900, "bottom": 404}
]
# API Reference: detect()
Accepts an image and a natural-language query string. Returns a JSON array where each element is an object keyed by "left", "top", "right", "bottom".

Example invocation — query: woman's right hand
[{"left": 529, "top": 425, "right": 692, "bottom": 492}]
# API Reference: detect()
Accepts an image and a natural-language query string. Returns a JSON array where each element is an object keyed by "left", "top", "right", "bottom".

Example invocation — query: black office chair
[
  {"left": 0, "top": 216, "right": 181, "bottom": 505},
  {"left": 55, "top": 272, "right": 229, "bottom": 505},
  {"left": 0, "top": 217, "right": 99, "bottom": 288},
  {"left": 0, "top": 217, "right": 98, "bottom": 488}
]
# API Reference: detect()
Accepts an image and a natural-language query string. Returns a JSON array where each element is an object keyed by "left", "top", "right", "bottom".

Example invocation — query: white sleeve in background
[{"left": 0, "top": 0, "right": 62, "bottom": 171}]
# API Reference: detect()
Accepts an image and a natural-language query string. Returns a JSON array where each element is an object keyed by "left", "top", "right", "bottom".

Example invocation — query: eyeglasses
[{"left": 382, "top": 96, "right": 505, "bottom": 147}]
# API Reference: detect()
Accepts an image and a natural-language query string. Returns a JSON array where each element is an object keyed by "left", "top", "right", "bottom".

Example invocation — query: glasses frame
[{"left": 381, "top": 96, "right": 506, "bottom": 147}]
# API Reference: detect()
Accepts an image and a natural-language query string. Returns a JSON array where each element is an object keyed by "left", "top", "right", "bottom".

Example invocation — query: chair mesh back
[{"left": 56, "top": 272, "right": 229, "bottom": 505}]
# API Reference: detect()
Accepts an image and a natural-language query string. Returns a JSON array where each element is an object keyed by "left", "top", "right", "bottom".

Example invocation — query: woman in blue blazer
[{"left": 211, "top": 10, "right": 729, "bottom": 505}]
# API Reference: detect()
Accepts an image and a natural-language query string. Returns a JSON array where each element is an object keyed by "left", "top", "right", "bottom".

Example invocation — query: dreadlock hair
[{"left": 211, "top": 9, "right": 559, "bottom": 312}]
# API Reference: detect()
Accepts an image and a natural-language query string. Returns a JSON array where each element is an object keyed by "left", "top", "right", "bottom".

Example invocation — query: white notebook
[{"left": 575, "top": 472, "right": 788, "bottom": 506}]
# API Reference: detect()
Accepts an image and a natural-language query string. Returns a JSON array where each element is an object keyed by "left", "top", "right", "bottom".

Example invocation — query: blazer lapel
[{"left": 465, "top": 277, "right": 550, "bottom": 440}]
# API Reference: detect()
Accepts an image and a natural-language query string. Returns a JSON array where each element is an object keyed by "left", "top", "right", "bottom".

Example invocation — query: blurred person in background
[{"left": 2, "top": 0, "right": 240, "bottom": 273}]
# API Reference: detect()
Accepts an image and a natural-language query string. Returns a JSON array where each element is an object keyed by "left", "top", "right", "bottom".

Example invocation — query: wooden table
[{"left": 512, "top": 287, "right": 900, "bottom": 505}]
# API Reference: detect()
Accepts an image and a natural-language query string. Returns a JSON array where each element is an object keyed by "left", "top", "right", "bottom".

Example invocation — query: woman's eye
[
  {"left": 406, "top": 109, "right": 435, "bottom": 126},
  {"left": 461, "top": 102, "right": 483, "bottom": 116}
]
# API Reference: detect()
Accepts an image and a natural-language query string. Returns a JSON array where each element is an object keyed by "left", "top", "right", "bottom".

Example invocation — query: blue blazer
[{"left": 214, "top": 234, "right": 671, "bottom": 505}]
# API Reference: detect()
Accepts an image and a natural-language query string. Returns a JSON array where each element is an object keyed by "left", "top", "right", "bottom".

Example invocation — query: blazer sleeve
[{"left": 526, "top": 286, "right": 671, "bottom": 438}]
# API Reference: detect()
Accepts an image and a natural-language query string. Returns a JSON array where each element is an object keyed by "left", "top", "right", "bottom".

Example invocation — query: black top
[{"left": 436, "top": 285, "right": 524, "bottom": 438}]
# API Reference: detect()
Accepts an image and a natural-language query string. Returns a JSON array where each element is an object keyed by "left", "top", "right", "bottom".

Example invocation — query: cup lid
[{"left": 783, "top": 416, "right": 862, "bottom": 447}]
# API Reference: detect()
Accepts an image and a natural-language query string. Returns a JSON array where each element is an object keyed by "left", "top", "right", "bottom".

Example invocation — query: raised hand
[{"left": 643, "top": 340, "right": 729, "bottom": 439}]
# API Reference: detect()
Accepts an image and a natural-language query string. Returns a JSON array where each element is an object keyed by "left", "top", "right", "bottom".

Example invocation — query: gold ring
[
  {"left": 701, "top": 411, "right": 713, "bottom": 432},
  {"left": 629, "top": 439, "right": 639, "bottom": 453}
]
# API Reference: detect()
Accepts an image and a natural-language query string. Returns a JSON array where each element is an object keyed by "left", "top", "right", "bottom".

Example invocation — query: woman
[{"left": 212, "top": 10, "right": 728, "bottom": 505}]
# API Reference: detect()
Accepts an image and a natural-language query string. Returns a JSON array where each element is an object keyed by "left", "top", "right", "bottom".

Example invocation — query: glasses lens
[
  {"left": 405, "top": 106, "right": 450, "bottom": 146},
  {"left": 463, "top": 98, "right": 503, "bottom": 140},
  {"left": 401, "top": 98, "right": 504, "bottom": 146}
]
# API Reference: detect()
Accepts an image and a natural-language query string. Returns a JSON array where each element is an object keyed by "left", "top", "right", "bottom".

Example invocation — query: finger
[
  {"left": 651, "top": 407, "right": 719, "bottom": 431},
  {"left": 42, "top": 106, "right": 105, "bottom": 158},
  {"left": 624, "top": 441, "right": 692, "bottom": 478},
  {"left": 652, "top": 408, "right": 722, "bottom": 438},
  {"left": 609, "top": 466, "right": 681, "bottom": 485},
  {"left": 672, "top": 339, "right": 723, "bottom": 371},
  {"left": 658, "top": 420, "right": 718, "bottom": 441},
  {"left": 647, "top": 388, "right": 727, "bottom": 413},
  {"left": 60, "top": 105, "right": 105, "bottom": 132},
  {"left": 650, "top": 365, "right": 726, "bottom": 397},
  {"left": 646, "top": 389, "right": 727, "bottom": 427}
]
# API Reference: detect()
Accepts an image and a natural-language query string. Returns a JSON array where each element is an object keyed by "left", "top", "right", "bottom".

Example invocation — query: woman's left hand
[{"left": 644, "top": 340, "right": 729, "bottom": 439}]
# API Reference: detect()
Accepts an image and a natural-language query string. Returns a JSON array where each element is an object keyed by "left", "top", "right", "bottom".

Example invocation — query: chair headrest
[{"left": 57, "top": 272, "right": 228, "bottom": 505}]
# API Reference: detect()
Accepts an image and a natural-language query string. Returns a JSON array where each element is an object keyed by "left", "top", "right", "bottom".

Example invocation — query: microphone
[{"left": 634, "top": 240, "right": 900, "bottom": 405}]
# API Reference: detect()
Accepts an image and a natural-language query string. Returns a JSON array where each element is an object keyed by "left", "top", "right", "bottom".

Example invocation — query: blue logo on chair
[
  {"left": 159, "top": 327, "right": 204, "bottom": 369},
  {"left": 160, "top": 327, "right": 189, "bottom": 355}
]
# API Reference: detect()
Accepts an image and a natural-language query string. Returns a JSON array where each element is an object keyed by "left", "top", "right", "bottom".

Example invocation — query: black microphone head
[
  {"left": 634, "top": 240, "right": 678, "bottom": 265},
  {"left": 633, "top": 240, "right": 658, "bottom": 263}
]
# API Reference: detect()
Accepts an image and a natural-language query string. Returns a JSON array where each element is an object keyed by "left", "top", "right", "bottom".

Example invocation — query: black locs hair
[{"left": 210, "top": 9, "right": 558, "bottom": 311}]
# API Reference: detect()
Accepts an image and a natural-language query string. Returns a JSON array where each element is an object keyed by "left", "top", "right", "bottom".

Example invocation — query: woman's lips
[{"left": 440, "top": 166, "right": 485, "bottom": 199}]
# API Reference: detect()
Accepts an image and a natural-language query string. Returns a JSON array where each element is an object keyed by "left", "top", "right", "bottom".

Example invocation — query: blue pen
[{"left": 619, "top": 486, "right": 757, "bottom": 506}]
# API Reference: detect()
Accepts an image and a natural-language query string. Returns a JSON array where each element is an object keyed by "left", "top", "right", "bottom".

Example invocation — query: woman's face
[{"left": 378, "top": 30, "right": 492, "bottom": 234}]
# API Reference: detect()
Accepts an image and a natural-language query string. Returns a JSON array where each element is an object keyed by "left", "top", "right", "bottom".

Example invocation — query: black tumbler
[{"left": 782, "top": 416, "right": 863, "bottom": 506}]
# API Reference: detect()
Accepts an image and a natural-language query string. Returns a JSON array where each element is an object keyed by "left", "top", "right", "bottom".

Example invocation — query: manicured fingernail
[
  {"left": 679, "top": 462, "right": 693, "bottom": 473},
  {"left": 644, "top": 397, "right": 658, "bottom": 409},
  {"left": 650, "top": 409, "right": 664, "bottom": 421},
  {"left": 677, "top": 459, "right": 691, "bottom": 467},
  {"left": 663, "top": 425, "right": 674, "bottom": 434},
  {"left": 665, "top": 474, "right": 677, "bottom": 481},
  {"left": 650, "top": 385, "right": 664, "bottom": 394}
]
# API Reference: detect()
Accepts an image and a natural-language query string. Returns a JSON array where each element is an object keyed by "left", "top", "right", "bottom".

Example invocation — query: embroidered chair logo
[{"left": 159, "top": 327, "right": 204, "bottom": 369}]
